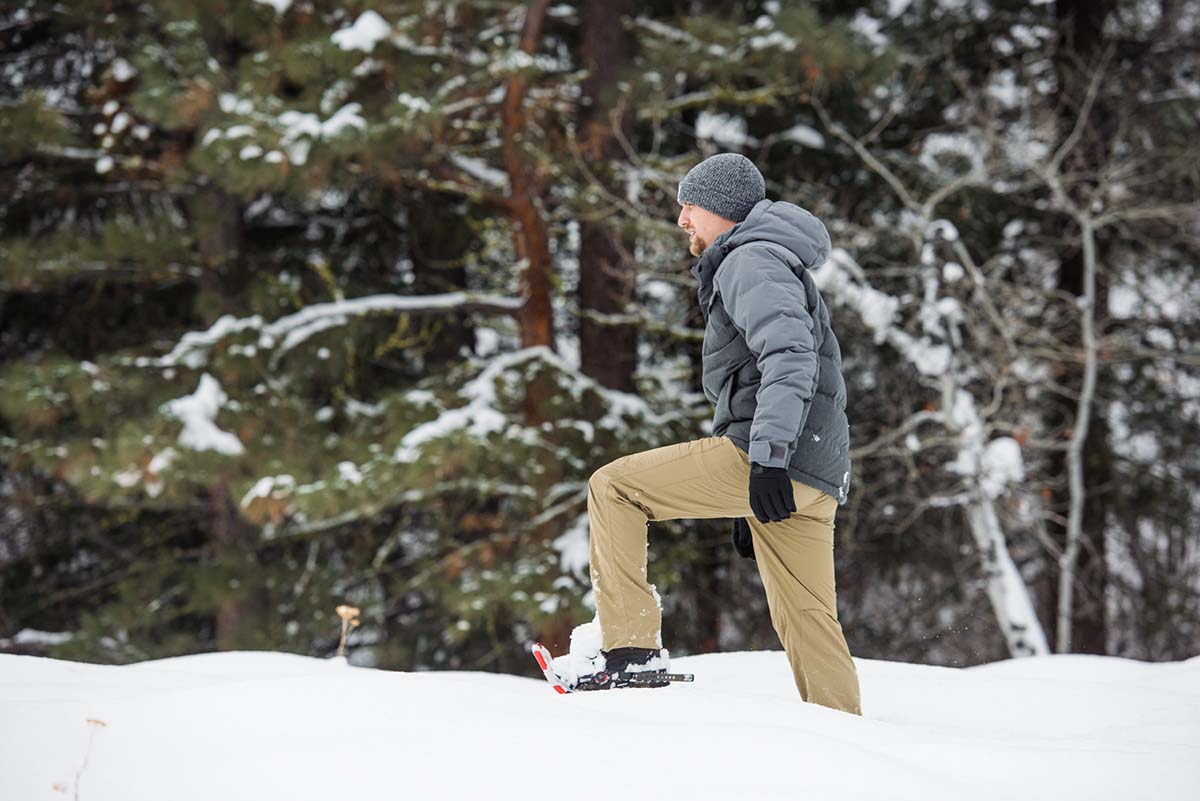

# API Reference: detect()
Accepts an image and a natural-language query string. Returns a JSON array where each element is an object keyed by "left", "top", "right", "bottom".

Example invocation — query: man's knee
[{"left": 588, "top": 462, "right": 621, "bottom": 501}]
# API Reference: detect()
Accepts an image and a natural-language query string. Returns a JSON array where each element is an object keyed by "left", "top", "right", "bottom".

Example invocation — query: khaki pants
[{"left": 587, "top": 435, "right": 862, "bottom": 716}]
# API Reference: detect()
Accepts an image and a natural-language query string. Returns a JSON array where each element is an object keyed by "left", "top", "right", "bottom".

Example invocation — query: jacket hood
[
  {"left": 690, "top": 199, "right": 831, "bottom": 317},
  {"left": 718, "top": 198, "right": 831, "bottom": 269}
]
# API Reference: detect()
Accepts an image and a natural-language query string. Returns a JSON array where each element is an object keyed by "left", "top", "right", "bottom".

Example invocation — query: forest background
[{"left": 2, "top": 0, "right": 1198, "bottom": 674}]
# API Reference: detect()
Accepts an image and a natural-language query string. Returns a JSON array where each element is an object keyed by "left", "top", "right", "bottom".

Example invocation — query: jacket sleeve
[{"left": 714, "top": 244, "right": 819, "bottom": 469}]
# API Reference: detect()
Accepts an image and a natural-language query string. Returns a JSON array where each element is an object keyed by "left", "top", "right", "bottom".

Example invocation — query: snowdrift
[{"left": 2, "top": 649, "right": 1198, "bottom": 800}]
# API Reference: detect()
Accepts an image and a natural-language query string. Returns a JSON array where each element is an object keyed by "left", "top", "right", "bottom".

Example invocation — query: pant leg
[
  {"left": 587, "top": 436, "right": 749, "bottom": 651},
  {"left": 588, "top": 435, "right": 862, "bottom": 715},
  {"left": 726, "top": 444, "right": 863, "bottom": 715}
]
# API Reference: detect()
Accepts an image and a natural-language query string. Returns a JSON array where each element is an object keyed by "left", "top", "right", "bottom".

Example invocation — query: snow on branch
[
  {"left": 392, "top": 346, "right": 684, "bottom": 465},
  {"left": 132, "top": 291, "right": 525, "bottom": 370}
]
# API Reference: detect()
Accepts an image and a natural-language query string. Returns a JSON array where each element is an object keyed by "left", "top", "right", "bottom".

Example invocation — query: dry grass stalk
[{"left": 336, "top": 604, "right": 360, "bottom": 658}]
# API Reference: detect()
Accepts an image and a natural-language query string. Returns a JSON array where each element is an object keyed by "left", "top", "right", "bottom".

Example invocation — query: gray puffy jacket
[{"left": 691, "top": 199, "right": 852, "bottom": 505}]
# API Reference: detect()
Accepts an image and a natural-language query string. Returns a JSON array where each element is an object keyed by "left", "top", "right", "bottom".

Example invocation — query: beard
[{"left": 687, "top": 232, "right": 707, "bottom": 257}]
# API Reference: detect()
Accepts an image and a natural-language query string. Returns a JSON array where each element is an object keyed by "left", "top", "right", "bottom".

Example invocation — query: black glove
[
  {"left": 749, "top": 463, "right": 796, "bottom": 524},
  {"left": 731, "top": 517, "right": 755, "bottom": 560}
]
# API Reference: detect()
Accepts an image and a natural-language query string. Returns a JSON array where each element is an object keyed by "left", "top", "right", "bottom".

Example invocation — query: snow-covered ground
[{"left": 2, "top": 648, "right": 1198, "bottom": 800}]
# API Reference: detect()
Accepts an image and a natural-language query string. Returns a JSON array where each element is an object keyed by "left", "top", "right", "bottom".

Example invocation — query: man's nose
[{"left": 677, "top": 208, "right": 687, "bottom": 227}]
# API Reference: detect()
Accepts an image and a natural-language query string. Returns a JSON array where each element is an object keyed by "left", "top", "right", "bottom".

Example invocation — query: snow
[
  {"left": 161, "top": 374, "right": 245, "bottom": 456},
  {"left": 449, "top": 153, "right": 509, "bottom": 189},
  {"left": 780, "top": 123, "right": 825, "bottom": 149},
  {"left": 331, "top": 10, "right": 391, "bottom": 52},
  {"left": 134, "top": 293, "right": 524, "bottom": 372},
  {"left": 253, "top": 0, "right": 292, "bottom": 14},
  {"left": 918, "top": 132, "right": 986, "bottom": 178},
  {"left": 393, "top": 352, "right": 525, "bottom": 462},
  {"left": 695, "top": 111, "right": 755, "bottom": 149},
  {"left": 949, "top": 436, "right": 1026, "bottom": 498},
  {"left": 2, "top": 648, "right": 1196, "bottom": 800},
  {"left": 925, "top": 217, "right": 960, "bottom": 242},
  {"left": 240, "top": 475, "right": 295, "bottom": 508},
  {"left": 987, "top": 68, "right": 1024, "bottom": 109},
  {"left": 747, "top": 30, "right": 797, "bottom": 51},
  {"left": 396, "top": 91, "right": 431, "bottom": 113},
  {"left": 551, "top": 513, "right": 590, "bottom": 578},
  {"left": 337, "top": 461, "right": 364, "bottom": 485},
  {"left": 110, "top": 58, "right": 136, "bottom": 82},
  {"left": 849, "top": 10, "right": 888, "bottom": 53},
  {"left": 0, "top": 629, "right": 73, "bottom": 648}
]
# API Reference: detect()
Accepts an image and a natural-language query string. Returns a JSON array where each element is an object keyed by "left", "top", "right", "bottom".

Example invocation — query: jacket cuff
[{"left": 748, "top": 440, "right": 790, "bottom": 469}]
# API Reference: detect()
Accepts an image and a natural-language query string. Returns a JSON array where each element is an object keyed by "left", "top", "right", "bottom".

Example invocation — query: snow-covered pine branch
[{"left": 129, "top": 291, "right": 526, "bottom": 371}]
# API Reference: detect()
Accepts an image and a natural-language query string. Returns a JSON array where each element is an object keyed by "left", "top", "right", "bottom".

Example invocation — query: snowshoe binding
[{"left": 530, "top": 642, "right": 694, "bottom": 693}]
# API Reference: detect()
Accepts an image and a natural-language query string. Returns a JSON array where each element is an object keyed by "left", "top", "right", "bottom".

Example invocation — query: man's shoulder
[{"left": 715, "top": 241, "right": 802, "bottom": 288}]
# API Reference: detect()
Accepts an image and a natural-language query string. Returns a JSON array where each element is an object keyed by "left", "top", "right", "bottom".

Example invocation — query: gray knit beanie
[{"left": 676, "top": 153, "right": 766, "bottom": 222}]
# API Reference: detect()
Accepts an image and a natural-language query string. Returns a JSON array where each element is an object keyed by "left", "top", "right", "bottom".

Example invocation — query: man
[{"left": 579, "top": 153, "right": 861, "bottom": 716}]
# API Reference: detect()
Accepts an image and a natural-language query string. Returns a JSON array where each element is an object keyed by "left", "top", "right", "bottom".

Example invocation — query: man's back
[{"left": 692, "top": 198, "right": 852, "bottom": 505}]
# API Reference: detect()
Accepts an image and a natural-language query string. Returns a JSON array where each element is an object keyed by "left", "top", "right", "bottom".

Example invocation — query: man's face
[{"left": 677, "top": 202, "right": 735, "bottom": 257}]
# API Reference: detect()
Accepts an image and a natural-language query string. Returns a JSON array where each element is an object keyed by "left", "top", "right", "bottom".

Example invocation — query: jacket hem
[{"left": 724, "top": 434, "right": 848, "bottom": 506}]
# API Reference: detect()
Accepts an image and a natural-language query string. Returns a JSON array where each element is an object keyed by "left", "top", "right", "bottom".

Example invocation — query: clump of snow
[
  {"left": 337, "top": 461, "right": 364, "bottom": 485},
  {"left": 0, "top": 629, "right": 73, "bottom": 648},
  {"left": 143, "top": 447, "right": 176, "bottom": 498},
  {"left": 110, "top": 58, "right": 136, "bottom": 82},
  {"left": 112, "top": 466, "right": 141, "bottom": 488},
  {"left": 162, "top": 374, "right": 245, "bottom": 456},
  {"left": 781, "top": 123, "right": 825, "bottom": 149},
  {"left": 918, "top": 132, "right": 985, "bottom": 177},
  {"left": 815, "top": 250, "right": 900, "bottom": 339},
  {"left": 449, "top": 154, "right": 509, "bottom": 189},
  {"left": 925, "top": 218, "right": 960, "bottom": 242},
  {"left": 548, "top": 617, "right": 605, "bottom": 686},
  {"left": 849, "top": 10, "right": 888, "bottom": 53},
  {"left": 331, "top": 11, "right": 391, "bottom": 52},
  {"left": 218, "top": 93, "right": 254, "bottom": 115},
  {"left": 977, "top": 436, "right": 1026, "bottom": 497},
  {"left": 696, "top": 111, "right": 755, "bottom": 149},
  {"left": 276, "top": 103, "right": 366, "bottom": 165},
  {"left": 240, "top": 474, "right": 295, "bottom": 508},
  {"left": 987, "top": 68, "right": 1025, "bottom": 109},
  {"left": 253, "top": 0, "right": 292, "bottom": 14},
  {"left": 748, "top": 30, "right": 797, "bottom": 51},
  {"left": 551, "top": 514, "right": 589, "bottom": 578},
  {"left": 396, "top": 92, "right": 431, "bottom": 113},
  {"left": 392, "top": 355, "right": 513, "bottom": 462}
]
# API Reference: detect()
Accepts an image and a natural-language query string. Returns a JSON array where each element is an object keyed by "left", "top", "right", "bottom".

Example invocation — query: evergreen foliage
[{"left": 2, "top": 0, "right": 1197, "bottom": 670}]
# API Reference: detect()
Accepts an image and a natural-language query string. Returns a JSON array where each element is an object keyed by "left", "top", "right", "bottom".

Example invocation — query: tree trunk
[
  {"left": 189, "top": 184, "right": 247, "bottom": 323},
  {"left": 577, "top": 0, "right": 639, "bottom": 393},
  {"left": 210, "top": 480, "right": 259, "bottom": 651},
  {"left": 502, "top": 0, "right": 555, "bottom": 357}
]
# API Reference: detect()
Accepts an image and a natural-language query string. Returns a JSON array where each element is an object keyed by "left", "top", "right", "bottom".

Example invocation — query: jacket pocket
[{"left": 715, "top": 378, "right": 733, "bottom": 422}]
